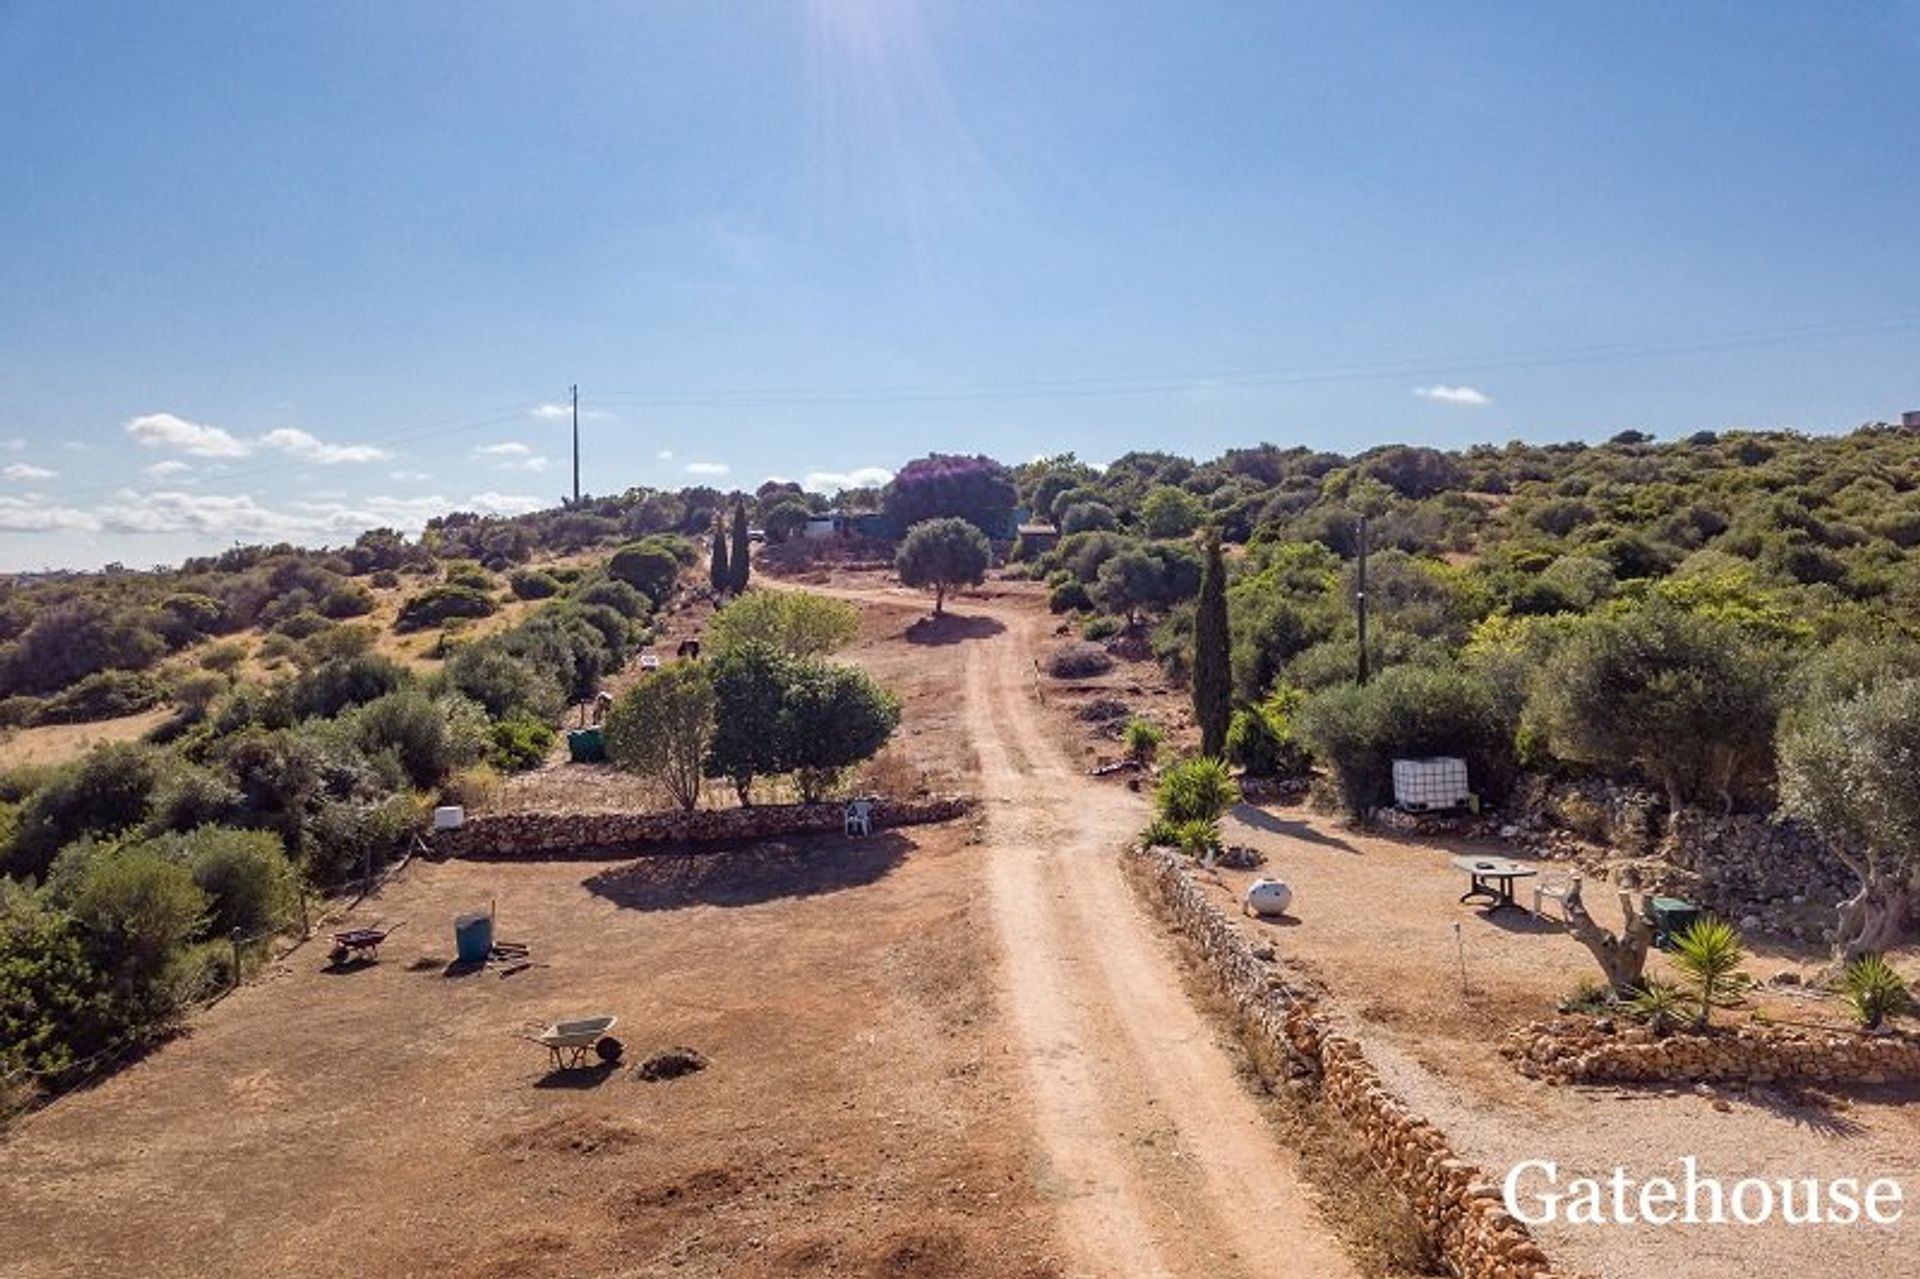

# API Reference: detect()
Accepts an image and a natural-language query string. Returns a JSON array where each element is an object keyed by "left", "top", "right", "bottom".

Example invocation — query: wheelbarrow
[
  {"left": 329, "top": 921, "right": 403, "bottom": 965},
  {"left": 530, "top": 1016, "right": 621, "bottom": 1070}
]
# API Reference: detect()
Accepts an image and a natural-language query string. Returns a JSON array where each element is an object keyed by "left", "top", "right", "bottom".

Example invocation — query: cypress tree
[
  {"left": 709, "top": 516, "right": 731, "bottom": 594},
  {"left": 730, "top": 501, "right": 752, "bottom": 593},
  {"left": 1193, "top": 529, "right": 1231, "bottom": 758}
]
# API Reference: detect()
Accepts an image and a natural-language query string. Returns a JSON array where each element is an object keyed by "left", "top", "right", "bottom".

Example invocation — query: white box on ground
[
  {"left": 1391, "top": 757, "right": 1469, "bottom": 812},
  {"left": 433, "top": 805, "right": 465, "bottom": 831}
]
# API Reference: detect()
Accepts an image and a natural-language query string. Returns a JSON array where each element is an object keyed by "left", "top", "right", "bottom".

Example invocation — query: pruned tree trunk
[
  {"left": 1564, "top": 879, "right": 1655, "bottom": 993},
  {"left": 1834, "top": 872, "right": 1910, "bottom": 961}
]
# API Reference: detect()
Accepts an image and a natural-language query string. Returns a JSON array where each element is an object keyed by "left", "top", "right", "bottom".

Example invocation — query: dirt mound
[
  {"left": 497, "top": 1112, "right": 643, "bottom": 1157},
  {"left": 615, "top": 1165, "right": 746, "bottom": 1213},
  {"left": 635, "top": 1046, "right": 708, "bottom": 1081}
]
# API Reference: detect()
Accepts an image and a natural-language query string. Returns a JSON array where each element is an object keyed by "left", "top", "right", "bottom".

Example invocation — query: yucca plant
[
  {"left": 1173, "top": 817, "right": 1223, "bottom": 861},
  {"left": 1669, "top": 917, "right": 1747, "bottom": 1030},
  {"left": 1628, "top": 981, "right": 1687, "bottom": 1035},
  {"left": 1843, "top": 953, "right": 1912, "bottom": 1031},
  {"left": 1155, "top": 755, "right": 1240, "bottom": 825}
]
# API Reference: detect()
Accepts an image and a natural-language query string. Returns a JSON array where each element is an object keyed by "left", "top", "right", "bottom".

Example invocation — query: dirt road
[{"left": 820, "top": 580, "right": 1356, "bottom": 1279}]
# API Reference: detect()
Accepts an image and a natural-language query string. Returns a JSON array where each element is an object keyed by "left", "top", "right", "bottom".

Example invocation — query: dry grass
[{"left": 0, "top": 708, "right": 173, "bottom": 771}]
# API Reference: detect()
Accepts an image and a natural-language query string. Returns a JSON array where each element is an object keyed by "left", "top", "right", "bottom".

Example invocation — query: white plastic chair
[
  {"left": 844, "top": 798, "right": 873, "bottom": 837},
  {"left": 1533, "top": 869, "right": 1581, "bottom": 919}
]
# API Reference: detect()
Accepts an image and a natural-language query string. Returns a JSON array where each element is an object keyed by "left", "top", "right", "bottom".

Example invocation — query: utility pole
[
  {"left": 1355, "top": 514, "right": 1370, "bottom": 685},
  {"left": 570, "top": 383, "right": 580, "bottom": 507}
]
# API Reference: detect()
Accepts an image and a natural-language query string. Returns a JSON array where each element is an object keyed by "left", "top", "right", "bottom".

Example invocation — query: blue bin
[{"left": 454, "top": 911, "right": 494, "bottom": 965}]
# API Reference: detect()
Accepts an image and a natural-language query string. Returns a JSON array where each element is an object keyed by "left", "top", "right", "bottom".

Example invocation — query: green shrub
[
  {"left": 288, "top": 654, "right": 409, "bottom": 720},
  {"left": 508, "top": 569, "right": 561, "bottom": 600},
  {"left": 198, "top": 642, "right": 247, "bottom": 673},
  {"left": 1048, "top": 580, "right": 1093, "bottom": 614},
  {"left": 607, "top": 542, "right": 681, "bottom": 607},
  {"left": 1297, "top": 664, "right": 1507, "bottom": 817},
  {"left": 443, "top": 561, "right": 495, "bottom": 591},
  {"left": 145, "top": 765, "right": 244, "bottom": 834},
  {"left": 1225, "top": 690, "right": 1313, "bottom": 778},
  {"left": 706, "top": 590, "right": 859, "bottom": 658},
  {"left": 302, "top": 792, "right": 424, "bottom": 885},
  {"left": 6, "top": 743, "right": 162, "bottom": 881},
  {"left": 65, "top": 845, "right": 208, "bottom": 1009},
  {"left": 393, "top": 585, "right": 496, "bottom": 633},
  {"left": 1124, "top": 718, "right": 1165, "bottom": 765},
  {"left": 1843, "top": 953, "right": 1911, "bottom": 1030},
  {"left": 168, "top": 827, "right": 294, "bottom": 937},
  {"left": 272, "top": 610, "right": 334, "bottom": 641},
  {"left": 1046, "top": 642, "right": 1113, "bottom": 678},
  {"left": 573, "top": 578, "right": 651, "bottom": 620},
  {"left": 0, "top": 885, "right": 117, "bottom": 1084},
  {"left": 1082, "top": 614, "right": 1122, "bottom": 641},
  {"left": 0, "top": 694, "right": 44, "bottom": 728},
  {"left": 1155, "top": 755, "right": 1240, "bottom": 824},
  {"left": 489, "top": 713, "right": 556, "bottom": 771},
  {"left": 351, "top": 691, "right": 489, "bottom": 790},
  {"left": 36, "top": 670, "right": 165, "bottom": 725}
]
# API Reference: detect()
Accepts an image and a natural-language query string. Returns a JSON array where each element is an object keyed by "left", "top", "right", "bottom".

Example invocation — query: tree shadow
[
  {"left": 1229, "top": 803, "right": 1359, "bottom": 854},
  {"left": 583, "top": 831, "right": 913, "bottom": 912},
  {"left": 532, "top": 1062, "right": 619, "bottom": 1090},
  {"left": 904, "top": 612, "right": 1006, "bottom": 646}
]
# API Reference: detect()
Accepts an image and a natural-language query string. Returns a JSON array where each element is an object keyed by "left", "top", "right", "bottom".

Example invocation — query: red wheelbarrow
[{"left": 329, "top": 921, "right": 403, "bottom": 965}]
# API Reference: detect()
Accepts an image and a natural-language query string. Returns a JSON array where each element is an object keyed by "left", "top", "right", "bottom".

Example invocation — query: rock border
[
  {"left": 1125, "top": 845, "right": 1579, "bottom": 1279},
  {"left": 1504, "top": 1015, "right": 1920, "bottom": 1086}
]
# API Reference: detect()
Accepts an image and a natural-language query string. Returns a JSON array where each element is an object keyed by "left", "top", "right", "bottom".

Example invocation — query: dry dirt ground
[
  {"left": 0, "top": 706, "right": 174, "bottom": 770},
  {"left": 1168, "top": 795, "right": 1920, "bottom": 1278},
  {"left": 0, "top": 570, "right": 1360, "bottom": 1279}
]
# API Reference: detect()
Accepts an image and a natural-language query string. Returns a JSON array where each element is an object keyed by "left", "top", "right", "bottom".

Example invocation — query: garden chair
[
  {"left": 1532, "top": 868, "right": 1581, "bottom": 920},
  {"left": 844, "top": 798, "right": 873, "bottom": 837}
]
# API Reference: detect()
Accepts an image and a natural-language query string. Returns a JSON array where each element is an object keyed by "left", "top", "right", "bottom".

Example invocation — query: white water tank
[
  {"left": 433, "top": 805, "right": 465, "bottom": 831},
  {"left": 1391, "top": 757, "right": 1469, "bottom": 812},
  {"left": 1245, "top": 878, "right": 1294, "bottom": 918}
]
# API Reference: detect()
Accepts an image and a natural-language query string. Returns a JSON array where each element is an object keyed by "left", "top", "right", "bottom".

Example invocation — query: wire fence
[{"left": 2, "top": 833, "right": 432, "bottom": 1118}]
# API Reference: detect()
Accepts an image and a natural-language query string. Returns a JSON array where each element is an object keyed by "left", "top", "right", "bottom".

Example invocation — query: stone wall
[
  {"left": 1505, "top": 1016, "right": 1920, "bottom": 1087},
  {"left": 1506, "top": 776, "right": 1848, "bottom": 943},
  {"left": 1125, "top": 846, "right": 1578, "bottom": 1279},
  {"left": 432, "top": 796, "right": 975, "bottom": 860}
]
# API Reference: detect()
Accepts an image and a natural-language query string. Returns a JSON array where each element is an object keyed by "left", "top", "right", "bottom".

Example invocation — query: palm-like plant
[
  {"left": 1842, "top": 953, "right": 1912, "bottom": 1031},
  {"left": 1669, "top": 918, "right": 1747, "bottom": 1029},
  {"left": 1628, "top": 980, "right": 1686, "bottom": 1035}
]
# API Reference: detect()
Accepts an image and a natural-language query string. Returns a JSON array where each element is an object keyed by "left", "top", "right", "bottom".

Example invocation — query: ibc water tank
[{"left": 454, "top": 910, "right": 494, "bottom": 965}]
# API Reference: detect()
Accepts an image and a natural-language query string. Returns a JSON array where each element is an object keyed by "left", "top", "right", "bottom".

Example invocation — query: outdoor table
[{"left": 1451, "top": 856, "right": 1538, "bottom": 913}]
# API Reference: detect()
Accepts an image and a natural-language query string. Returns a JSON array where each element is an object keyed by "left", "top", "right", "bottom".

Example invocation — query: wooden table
[{"left": 1451, "top": 856, "right": 1538, "bottom": 913}]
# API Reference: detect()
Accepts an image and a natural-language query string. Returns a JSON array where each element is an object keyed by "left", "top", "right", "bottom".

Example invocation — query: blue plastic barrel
[{"left": 454, "top": 911, "right": 494, "bottom": 964}]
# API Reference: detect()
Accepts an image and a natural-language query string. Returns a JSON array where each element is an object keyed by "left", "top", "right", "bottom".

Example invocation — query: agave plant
[
  {"left": 1628, "top": 981, "right": 1687, "bottom": 1035},
  {"left": 1843, "top": 953, "right": 1912, "bottom": 1031},
  {"left": 1669, "top": 917, "right": 1747, "bottom": 1030}
]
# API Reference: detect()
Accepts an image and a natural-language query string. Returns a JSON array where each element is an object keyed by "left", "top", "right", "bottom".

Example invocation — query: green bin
[{"left": 567, "top": 726, "right": 606, "bottom": 763}]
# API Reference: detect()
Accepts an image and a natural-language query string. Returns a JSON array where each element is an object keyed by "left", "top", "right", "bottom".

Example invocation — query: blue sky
[{"left": 1, "top": 1, "right": 1917, "bottom": 569}]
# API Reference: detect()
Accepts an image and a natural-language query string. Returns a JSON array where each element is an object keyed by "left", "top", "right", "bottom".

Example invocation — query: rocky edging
[
  {"left": 1124, "top": 846, "right": 1578, "bottom": 1279},
  {"left": 433, "top": 795, "right": 975, "bottom": 859},
  {"left": 1504, "top": 1016, "right": 1920, "bottom": 1086}
]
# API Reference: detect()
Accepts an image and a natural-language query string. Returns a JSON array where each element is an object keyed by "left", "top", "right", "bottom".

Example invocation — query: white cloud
[
  {"left": 529, "top": 402, "right": 609, "bottom": 422},
  {"left": 804, "top": 465, "right": 892, "bottom": 493},
  {"left": 0, "top": 439, "right": 24, "bottom": 451},
  {"left": 388, "top": 469, "right": 431, "bottom": 482},
  {"left": 656, "top": 449, "right": 675, "bottom": 461},
  {"left": 477, "top": 441, "right": 533, "bottom": 457},
  {"left": 258, "top": 427, "right": 389, "bottom": 464},
  {"left": 0, "top": 487, "right": 550, "bottom": 542},
  {"left": 685, "top": 461, "right": 731, "bottom": 476},
  {"left": 2, "top": 463, "right": 56, "bottom": 481},
  {"left": 126, "top": 412, "right": 386, "bottom": 463},
  {"left": 1414, "top": 384, "right": 1490, "bottom": 406},
  {"left": 127, "top": 412, "right": 250, "bottom": 457},
  {"left": 145, "top": 460, "right": 192, "bottom": 478}
]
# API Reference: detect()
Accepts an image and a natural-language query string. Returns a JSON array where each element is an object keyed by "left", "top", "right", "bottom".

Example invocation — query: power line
[{"left": 590, "top": 312, "right": 1920, "bottom": 408}]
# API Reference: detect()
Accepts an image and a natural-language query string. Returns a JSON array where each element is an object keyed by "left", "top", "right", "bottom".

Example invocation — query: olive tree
[
  {"left": 1778, "top": 676, "right": 1920, "bottom": 959},
  {"left": 895, "top": 517, "right": 990, "bottom": 616},
  {"left": 1525, "top": 602, "right": 1780, "bottom": 821},
  {"left": 705, "top": 590, "right": 858, "bottom": 658},
  {"left": 605, "top": 662, "right": 716, "bottom": 812}
]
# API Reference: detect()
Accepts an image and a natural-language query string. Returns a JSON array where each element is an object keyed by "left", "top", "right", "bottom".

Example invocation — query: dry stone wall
[
  {"left": 1125, "top": 846, "right": 1580, "bottom": 1279},
  {"left": 432, "top": 796, "right": 974, "bottom": 860},
  {"left": 1505, "top": 1016, "right": 1920, "bottom": 1087}
]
